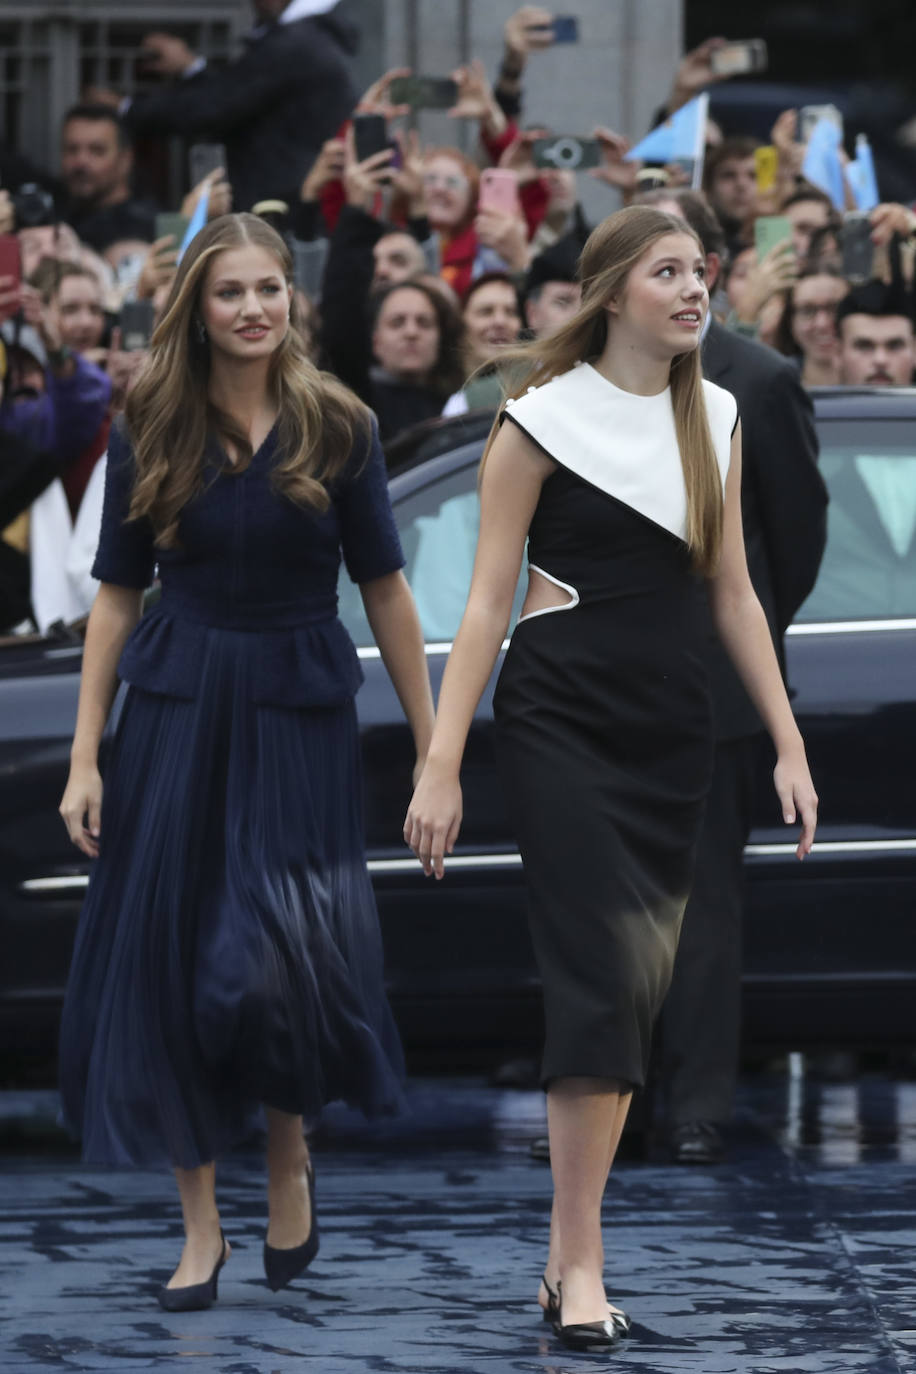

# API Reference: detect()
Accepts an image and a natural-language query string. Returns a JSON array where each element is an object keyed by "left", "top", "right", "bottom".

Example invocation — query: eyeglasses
[
  {"left": 423, "top": 172, "right": 468, "bottom": 192},
  {"left": 794, "top": 304, "right": 839, "bottom": 321}
]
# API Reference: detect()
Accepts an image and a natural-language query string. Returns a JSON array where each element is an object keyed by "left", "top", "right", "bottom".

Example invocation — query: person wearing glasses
[{"left": 773, "top": 265, "right": 849, "bottom": 387}]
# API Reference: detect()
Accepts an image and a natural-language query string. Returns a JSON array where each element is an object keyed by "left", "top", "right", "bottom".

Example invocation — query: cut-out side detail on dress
[{"left": 517, "top": 564, "right": 581, "bottom": 624}]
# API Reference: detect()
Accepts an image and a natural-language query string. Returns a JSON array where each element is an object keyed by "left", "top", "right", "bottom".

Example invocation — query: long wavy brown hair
[
  {"left": 125, "top": 213, "right": 370, "bottom": 546},
  {"left": 483, "top": 205, "right": 724, "bottom": 575}
]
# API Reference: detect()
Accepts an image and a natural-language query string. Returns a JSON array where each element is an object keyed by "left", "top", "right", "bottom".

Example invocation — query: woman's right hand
[
  {"left": 60, "top": 763, "right": 103, "bottom": 859},
  {"left": 403, "top": 762, "right": 463, "bottom": 880}
]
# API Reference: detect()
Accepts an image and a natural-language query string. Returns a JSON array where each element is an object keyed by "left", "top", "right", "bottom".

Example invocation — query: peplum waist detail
[{"left": 118, "top": 597, "right": 364, "bottom": 707}]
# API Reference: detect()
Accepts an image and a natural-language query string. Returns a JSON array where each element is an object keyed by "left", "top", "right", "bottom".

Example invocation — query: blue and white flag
[
  {"left": 625, "top": 93, "right": 709, "bottom": 188},
  {"left": 846, "top": 134, "right": 880, "bottom": 213},
  {"left": 178, "top": 183, "right": 211, "bottom": 263},
  {"left": 801, "top": 119, "right": 846, "bottom": 211}
]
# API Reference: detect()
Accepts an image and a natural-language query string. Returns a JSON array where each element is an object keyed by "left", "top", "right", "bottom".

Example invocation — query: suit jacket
[
  {"left": 125, "top": 12, "right": 359, "bottom": 212},
  {"left": 701, "top": 320, "right": 827, "bottom": 740}
]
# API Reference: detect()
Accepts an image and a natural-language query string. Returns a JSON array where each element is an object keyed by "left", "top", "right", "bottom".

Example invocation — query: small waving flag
[
  {"left": 846, "top": 134, "right": 880, "bottom": 213},
  {"left": 178, "top": 183, "right": 211, "bottom": 263},
  {"left": 625, "top": 93, "right": 709, "bottom": 189},
  {"left": 802, "top": 119, "right": 846, "bottom": 211}
]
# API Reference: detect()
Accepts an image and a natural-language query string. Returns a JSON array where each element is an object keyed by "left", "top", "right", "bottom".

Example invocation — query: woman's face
[
  {"left": 371, "top": 286, "right": 440, "bottom": 381},
  {"left": 423, "top": 154, "right": 473, "bottom": 233},
  {"left": 610, "top": 232, "right": 707, "bottom": 359},
  {"left": 725, "top": 246, "right": 756, "bottom": 311},
  {"left": 790, "top": 273, "right": 846, "bottom": 363},
  {"left": 199, "top": 243, "right": 292, "bottom": 363},
  {"left": 463, "top": 281, "right": 521, "bottom": 367},
  {"left": 51, "top": 274, "right": 105, "bottom": 353}
]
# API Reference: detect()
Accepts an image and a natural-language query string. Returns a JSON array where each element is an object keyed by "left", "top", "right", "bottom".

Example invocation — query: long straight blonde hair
[
  {"left": 486, "top": 205, "right": 723, "bottom": 574},
  {"left": 125, "top": 213, "right": 370, "bottom": 547}
]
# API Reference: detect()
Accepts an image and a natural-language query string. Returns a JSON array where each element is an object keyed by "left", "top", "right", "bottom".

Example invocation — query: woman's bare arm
[
  {"left": 60, "top": 583, "right": 144, "bottom": 857},
  {"left": 404, "top": 420, "right": 553, "bottom": 876},
  {"left": 360, "top": 569, "right": 436, "bottom": 775},
  {"left": 707, "top": 423, "right": 818, "bottom": 857}
]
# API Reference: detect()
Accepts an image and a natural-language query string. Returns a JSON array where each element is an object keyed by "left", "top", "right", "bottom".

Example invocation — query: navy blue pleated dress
[{"left": 58, "top": 416, "right": 407, "bottom": 1169}]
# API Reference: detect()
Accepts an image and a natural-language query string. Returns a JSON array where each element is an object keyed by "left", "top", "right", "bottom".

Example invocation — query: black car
[{"left": 2, "top": 389, "right": 915, "bottom": 1063}]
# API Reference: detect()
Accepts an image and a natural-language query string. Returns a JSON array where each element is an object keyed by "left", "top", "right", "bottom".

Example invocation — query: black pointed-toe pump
[
  {"left": 157, "top": 1231, "right": 229, "bottom": 1312},
  {"left": 263, "top": 1160, "right": 319, "bottom": 1291}
]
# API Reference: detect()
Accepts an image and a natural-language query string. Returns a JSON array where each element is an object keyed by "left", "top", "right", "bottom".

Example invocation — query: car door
[
  {"left": 337, "top": 439, "right": 539, "bottom": 1048},
  {"left": 742, "top": 398, "right": 916, "bottom": 1041}
]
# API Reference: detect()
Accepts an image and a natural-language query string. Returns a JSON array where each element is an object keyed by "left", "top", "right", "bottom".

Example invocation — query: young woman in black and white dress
[{"left": 404, "top": 206, "right": 818, "bottom": 1352}]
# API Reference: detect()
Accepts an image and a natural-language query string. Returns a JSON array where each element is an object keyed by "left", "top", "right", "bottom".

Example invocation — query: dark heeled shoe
[
  {"left": 541, "top": 1274, "right": 631, "bottom": 1336},
  {"left": 551, "top": 1279, "right": 622, "bottom": 1351},
  {"left": 263, "top": 1160, "right": 319, "bottom": 1291},
  {"left": 157, "top": 1230, "right": 228, "bottom": 1312}
]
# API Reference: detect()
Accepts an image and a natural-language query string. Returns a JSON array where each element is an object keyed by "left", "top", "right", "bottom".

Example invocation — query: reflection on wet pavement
[{"left": 1, "top": 1070, "right": 915, "bottom": 1372}]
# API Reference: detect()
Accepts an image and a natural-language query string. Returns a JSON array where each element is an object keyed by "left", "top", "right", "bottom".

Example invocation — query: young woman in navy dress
[
  {"left": 58, "top": 213, "right": 434, "bottom": 1309},
  {"left": 405, "top": 206, "right": 818, "bottom": 1352}
]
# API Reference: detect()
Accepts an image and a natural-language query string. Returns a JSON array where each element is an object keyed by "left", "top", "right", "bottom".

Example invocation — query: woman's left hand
[{"left": 773, "top": 748, "right": 818, "bottom": 860}]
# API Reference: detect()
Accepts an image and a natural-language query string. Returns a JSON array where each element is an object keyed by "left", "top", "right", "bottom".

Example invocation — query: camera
[
  {"left": 531, "top": 136, "right": 601, "bottom": 172},
  {"left": 12, "top": 183, "right": 56, "bottom": 229}
]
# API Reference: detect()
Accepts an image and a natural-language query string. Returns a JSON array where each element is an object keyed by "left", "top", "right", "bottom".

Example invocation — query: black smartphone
[
  {"left": 531, "top": 136, "right": 600, "bottom": 171},
  {"left": 188, "top": 142, "right": 227, "bottom": 187},
  {"left": 353, "top": 114, "right": 389, "bottom": 164},
  {"left": 551, "top": 16, "right": 579, "bottom": 43},
  {"left": 840, "top": 214, "right": 875, "bottom": 284},
  {"left": 388, "top": 76, "right": 458, "bottom": 109},
  {"left": 117, "top": 299, "right": 155, "bottom": 352}
]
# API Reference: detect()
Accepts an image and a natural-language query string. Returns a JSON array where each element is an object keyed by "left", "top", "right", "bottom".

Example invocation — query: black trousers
[{"left": 661, "top": 734, "right": 758, "bottom": 1126}]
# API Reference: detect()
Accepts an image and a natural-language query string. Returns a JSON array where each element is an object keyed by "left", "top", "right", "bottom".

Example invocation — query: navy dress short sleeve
[
  {"left": 91, "top": 423, "right": 156, "bottom": 589},
  {"left": 337, "top": 419, "right": 405, "bottom": 584}
]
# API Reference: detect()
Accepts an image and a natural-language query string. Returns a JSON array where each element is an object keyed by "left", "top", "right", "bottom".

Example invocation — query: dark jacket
[
  {"left": 701, "top": 320, "right": 828, "bottom": 740},
  {"left": 124, "top": 10, "right": 359, "bottom": 212},
  {"left": 320, "top": 205, "right": 446, "bottom": 444}
]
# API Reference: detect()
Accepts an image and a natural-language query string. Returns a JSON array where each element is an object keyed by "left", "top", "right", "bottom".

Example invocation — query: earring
[{"left": 195, "top": 317, "right": 207, "bottom": 343}]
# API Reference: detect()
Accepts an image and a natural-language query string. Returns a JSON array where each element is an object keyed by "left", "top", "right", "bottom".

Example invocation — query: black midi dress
[
  {"left": 58, "top": 417, "right": 407, "bottom": 1169},
  {"left": 493, "top": 363, "right": 738, "bottom": 1090}
]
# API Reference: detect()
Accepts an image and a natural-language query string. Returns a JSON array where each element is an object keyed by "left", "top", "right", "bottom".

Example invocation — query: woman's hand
[
  {"left": 355, "top": 66, "right": 412, "bottom": 120},
  {"left": 135, "top": 234, "right": 179, "bottom": 300},
  {"left": 733, "top": 241, "right": 797, "bottom": 323},
  {"left": 181, "top": 167, "right": 231, "bottom": 222},
  {"left": 301, "top": 137, "right": 346, "bottom": 203},
  {"left": 475, "top": 207, "right": 529, "bottom": 271},
  {"left": 60, "top": 762, "right": 104, "bottom": 859},
  {"left": 773, "top": 748, "right": 818, "bottom": 860},
  {"left": 343, "top": 127, "right": 394, "bottom": 212},
  {"left": 404, "top": 761, "right": 463, "bottom": 879},
  {"left": 449, "top": 59, "right": 507, "bottom": 138}
]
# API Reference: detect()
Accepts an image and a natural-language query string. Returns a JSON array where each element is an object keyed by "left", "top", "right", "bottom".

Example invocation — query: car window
[
  {"left": 338, "top": 459, "right": 526, "bottom": 647},
  {"left": 798, "top": 427, "right": 916, "bottom": 623}
]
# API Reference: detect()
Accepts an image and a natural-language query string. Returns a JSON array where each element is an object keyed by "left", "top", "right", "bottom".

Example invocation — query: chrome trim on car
[
  {"left": 788, "top": 619, "right": 916, "bottom": 635},
  {"left": 18, "top": 837, "right": 916, "bottom": 896}
]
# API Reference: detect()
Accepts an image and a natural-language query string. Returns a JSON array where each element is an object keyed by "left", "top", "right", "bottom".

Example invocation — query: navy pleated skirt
[{"left": 58, "top": 627, "right": 405, "bottom": 1169}]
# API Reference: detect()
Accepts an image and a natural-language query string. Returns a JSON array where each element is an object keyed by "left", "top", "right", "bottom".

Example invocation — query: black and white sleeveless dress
[{"left": 493, "top": 363, "right": 738, "bottom": 1090}]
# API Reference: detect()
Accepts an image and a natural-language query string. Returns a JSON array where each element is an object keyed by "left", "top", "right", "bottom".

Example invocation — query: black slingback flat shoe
[
  {"left": 541, "top": 1274, "right": 631, "bottom": 1336},
  {"left": 551, "top": 1280, "right": 623, "bottom": 1352},
  {"left": 157, "top": 1230, "right": 229, "bottom": 1312},
  {"left": 263, "top": 1160, "right": 319, "bottom": 1291}
]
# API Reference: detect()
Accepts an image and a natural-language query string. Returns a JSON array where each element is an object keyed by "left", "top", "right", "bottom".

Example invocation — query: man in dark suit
[
  {"left": 122, "top": 1, "right": 359, "bottom": 212},
  {"left": 649, "top": 190, "right": 828, "bottom": 1163}
]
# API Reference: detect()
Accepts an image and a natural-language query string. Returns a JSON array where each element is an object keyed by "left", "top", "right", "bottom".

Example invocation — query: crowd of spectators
[{"left": 3, "top": 1, "right": 916, "bottom": 636}]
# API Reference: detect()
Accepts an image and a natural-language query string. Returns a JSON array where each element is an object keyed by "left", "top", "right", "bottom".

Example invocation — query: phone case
[
  {"left": 388, "top": 76, "right": 458, "bottom": 109},
  {"left": 531, "top": 137, "right": 601, "bottom": 171},
  {"left": 755, "top": 146, "right": 779, "bottom": 194},
  {"left": 188, "top": 143, "right": 227, "bottom": 187},
  {"left": 754, "top": 216, "right": 793, "bottom": 261},
  {"left": 552, "top": 17, "right": 579, "bottom": 42},
  {"left": 353, "top": 115, "right": 389, "bottom": 164},
  {"left": 155, "top": 213, "right": 190, "bottom": 246},
  {"left": 840, "top": 217, "right": 875, "bottom": 282},
  {"left": 0, "top": 233, "right": 22, "bottom": 286},
  {"left": 118, "top": 300, "right": 155, "bottom": 352},
  {"left": 478, "top": 170, "right": 521, "bottom": 217}
]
